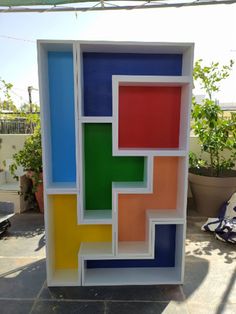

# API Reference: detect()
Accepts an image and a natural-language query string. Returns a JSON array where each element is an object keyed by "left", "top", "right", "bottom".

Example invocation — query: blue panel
[
  {"left": 87, "top": 224, "right": 176, "bottom": 268},
  {"left": 83, "top": 53, "right": 182, "bottom": 116},
  {"left": 48, "top": 52, "right": 76, "bottom": 183}
]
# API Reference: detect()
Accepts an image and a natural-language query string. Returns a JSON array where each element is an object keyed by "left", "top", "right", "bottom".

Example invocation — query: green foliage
[
  {"left": 17, "top": 103, "right": 40, "bottom": 132},
  {"left": 20, "top": 102, "right": 40, "bottom": 113},
  {"left": 0, "top": 77, "right": 42, "bottom": 201},
  {"left": 0, "top": 78, "right": 17, "bottom": 112},
  {"left": 189, "top": 151, "right": 207, "bottom": 169},
  {"left": 190, "top": 59, "right": 236, "bottom": 177},
  {"left": 0, "top": 78, "right": 40, "bottom": 134},
  {"left": 9, "top": 124, "right": 42, "bottom": 192}
]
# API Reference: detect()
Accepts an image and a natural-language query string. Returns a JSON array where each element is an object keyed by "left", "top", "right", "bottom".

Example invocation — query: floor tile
[
  {"left": 39, "top": 284, "right": 184, "bottom": 302},
  {"left": 187, "top": 199, "right": 206, "bottom": 218},
  {"left": 186, "top": 217, "right": 207, "bottom": 235},
  {"left": 0, "top": 233, "right": 45, "bottom": 257},
  {"left": 161, "top": 301, "right": 189, "bottom": 314},
  {"left": 0, "top": 258, "right": 46, "bottom": 298},
  {"left": 106, "top": 301, "right": 169, "bottom": 314},
  {"left": 185, "top": 233, "right": 236, "bottom": 264},
  {"left": 0, "top": 300, "right": 33, "bottom": 314},
  {"left": 187, "top": 302, "right": 236, "bottom": 314},
  {"left": 183, "top": 260, "right": 236, "bottom": 304},
  {"left": 32, "top": 300, "right": 104, "bottom": 314},
  {"left": 9, "top": 213, "right": 44, "bottom": 233}
]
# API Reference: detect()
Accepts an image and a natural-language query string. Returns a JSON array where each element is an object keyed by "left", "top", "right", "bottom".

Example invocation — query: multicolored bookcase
[{"left": 37, "top": 40, "right": 194, "bottom": 286}]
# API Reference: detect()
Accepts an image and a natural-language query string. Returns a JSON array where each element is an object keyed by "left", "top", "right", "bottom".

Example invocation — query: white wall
[{"left": 0, "top": 134, "right": 30, "bottom": 169}]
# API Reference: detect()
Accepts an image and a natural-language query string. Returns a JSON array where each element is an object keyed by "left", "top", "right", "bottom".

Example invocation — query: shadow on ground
[
  {"left": 186, "top": 216, "right": 236, "bottom": 264},
  {"left": 0, "top": 256, "right": 209, "bottom": 314},
  {"left": 0, "top": 259, "right": 46, "bottom": 299},
  {"left": 0, "top": 211, "right": 235, "bottom": 313},
  {"left": 186, "top": 235, "right": 236, "bottom": 264}
]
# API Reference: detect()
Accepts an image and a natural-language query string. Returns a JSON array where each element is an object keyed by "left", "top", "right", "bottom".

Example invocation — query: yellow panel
[{"left": 52, "top": 195, "right": 112, "bottom": 269}]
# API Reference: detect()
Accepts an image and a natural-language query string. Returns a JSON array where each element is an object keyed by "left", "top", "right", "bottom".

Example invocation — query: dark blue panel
[
  {"left": 87, "top": 224, "right": 176, "bottom": 268},
  {"left": 48, "top": 52, "right": 76, "bottom": 183},
  {"left": 83, "top": 53, "right": 182, "bottom": 116}
]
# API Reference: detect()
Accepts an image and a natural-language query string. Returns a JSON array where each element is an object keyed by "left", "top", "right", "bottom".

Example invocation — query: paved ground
[{"left": 0, "top": 201, "right": 235, "bottom": 314}]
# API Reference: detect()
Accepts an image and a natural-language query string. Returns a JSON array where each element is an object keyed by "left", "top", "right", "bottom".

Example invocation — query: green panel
[{"left": 84, "top": 123, "right": 144, "bottom": 210}]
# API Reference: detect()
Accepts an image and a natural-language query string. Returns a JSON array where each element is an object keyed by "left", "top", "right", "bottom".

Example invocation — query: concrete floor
[{"left": 0, "top": 203, "right": 235, "bottom": 314}]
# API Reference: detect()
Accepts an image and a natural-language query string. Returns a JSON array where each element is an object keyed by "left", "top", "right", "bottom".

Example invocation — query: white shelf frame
[
  {"left": 38, "top": 41, "right": 79, "bottom": 195},
  {"left": 38, "top": 40, "right": 194, "bottom": 287},
  {"left": 112, "top": 75, "right": 191, "bottom": 156}
]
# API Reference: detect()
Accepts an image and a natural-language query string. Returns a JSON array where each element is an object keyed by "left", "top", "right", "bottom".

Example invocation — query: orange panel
[{"left": 118, "top": 157, "right": 178, "bottom": 241}]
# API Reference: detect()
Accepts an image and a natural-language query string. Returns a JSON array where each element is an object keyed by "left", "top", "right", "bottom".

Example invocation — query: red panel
[{"left": 118, "top": 86, "right": 181, "bottom": 149}]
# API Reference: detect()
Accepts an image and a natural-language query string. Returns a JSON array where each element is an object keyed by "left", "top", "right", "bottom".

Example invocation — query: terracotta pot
[
  {"left": 189, "top": 172, "right": 236, "bottom": 217},
  {"left": 35, "top": 181, "right": 44, "bottom": 214},
  {"left": 27, "top": 171, "right": 44, "bottom": 214}
]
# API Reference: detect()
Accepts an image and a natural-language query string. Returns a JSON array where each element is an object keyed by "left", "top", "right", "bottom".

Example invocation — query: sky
[{"left": 0, "top": 3, "right": 236, "bottom": 107}]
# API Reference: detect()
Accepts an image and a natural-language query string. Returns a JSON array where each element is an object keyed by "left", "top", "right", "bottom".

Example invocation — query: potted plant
[
  {"left": 189, "top": 59, "right": 236, "bottom": 217},
  {"left": 9, "top": 124, "right": 44, "bottom": 213}
]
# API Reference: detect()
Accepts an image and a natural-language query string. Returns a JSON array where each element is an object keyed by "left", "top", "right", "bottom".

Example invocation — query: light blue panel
[{"left": 48, "top": 51, "right": 76, "bottom": 183}]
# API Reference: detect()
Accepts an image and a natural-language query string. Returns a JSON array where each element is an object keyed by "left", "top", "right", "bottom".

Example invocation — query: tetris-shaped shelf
[{"left": 37, "top": 40, "right": 194, "bottom": 286}]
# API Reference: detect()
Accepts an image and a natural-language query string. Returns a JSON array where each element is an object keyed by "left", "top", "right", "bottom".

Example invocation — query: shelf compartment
[
  {"left": 46, "top": 194, "right": 112, "bottom": 286},
  {"left": 112, "top": 75, "right": 191, "bottom": 153},
  {"left": 80, "top": 241, "right": 150, "bottom": 259},
  {"left": 79, "top": 117, "right": 114, "bottom": 123},
  {"left": 79, "top": 242, "right": 113, "bottom": 257},
  {"left": 48, "top": 51, "right": 77, "bottom": 184},
  {"left": 118, "top": 157, "right": 179, "bottom": 242},
  {"left": 46, "top": 182, "right": 77, "bottom": 195},
  {"left": 49, "top": 269, "right": 79, "bottom": 287},
  {"left": 87, "top": 224, "right": 176, "bottom": 268},
  {"left": 113, "top": 149, "right": 187, "bottom": 157},
  {"left": 82, "top": 224, "right": 185, "bottom": 286},
  {"left": 83, "top": 267, "right": 182, "bottom": 286},
  {"left": 83, "top": 210, "right": 112, "bottom": 224},
  {"left": 146, "top": 210, "right": 185, "bottom": 223},
  {"left": 117, "top": 241, "right": 150, "bottom": 256},
  {"left": 38, "top": 42, "right": 78, "bottom": 191},
  {"left": 83, "top": 123, "right": 145, "bottom": 212},
  {"left": 118, "top": 85, "right": 181, "bottom": 149}
]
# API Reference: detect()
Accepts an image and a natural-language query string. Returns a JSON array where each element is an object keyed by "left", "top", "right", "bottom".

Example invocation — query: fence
[{"left": 0, "top": 113, "right": 39, "bottom": 134}]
